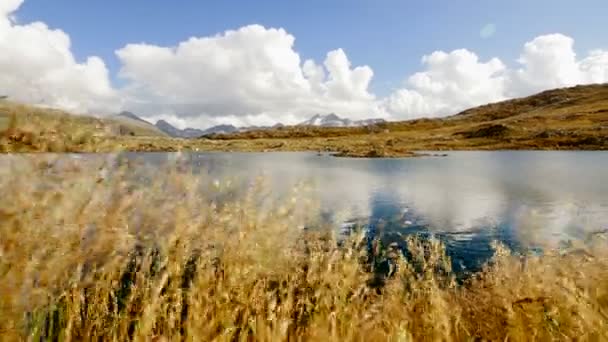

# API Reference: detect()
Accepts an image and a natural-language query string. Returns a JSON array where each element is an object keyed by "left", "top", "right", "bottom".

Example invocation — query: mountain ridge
[
  {"left": 110, "top": 111, "right": 167, "bottom": 137},
  {"left": 2, "top": 84, "right": 607, "bottom": 155},
  {"left": 154, "top": 120, "right": 241, "bottom": 138},
  {"left": 120, "top": 112, "right": 387, "bottom": 138},
  {"left": 298, "top": 113, "right": 385, "bottom": 127},
  {"left": 202, "top": 83, "right": 608, "bottom": 156},
  {"left": 116, "top": 111, "right": 153, "bottom": 125}
]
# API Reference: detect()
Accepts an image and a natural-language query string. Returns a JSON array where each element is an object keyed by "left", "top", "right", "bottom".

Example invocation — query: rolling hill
[
  {"left": 205, "top": 83, "right": 608, "bottom": 155},
  {"left": 112, "top": 112, "right": 168, "bottom": 137},
  {"left": 1, "top": 84, "right": 607, "bottom": 155}
]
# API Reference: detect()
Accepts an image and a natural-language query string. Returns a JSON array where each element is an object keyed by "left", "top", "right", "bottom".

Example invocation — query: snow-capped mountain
[
  {"left": 299, "top": 113, "right": 346, "bottom": 126},
  {"left": 114, "top": 111, "right": 386, "bottom": 139},
  {"left": 355, "top": 118, "right": 386, "bottom": 126},
  {"left": 155, "top": 120, "right": 239, "bottom": 138},
  {"left": 298, "top": 113, "right": 385, "bottom": 127}
]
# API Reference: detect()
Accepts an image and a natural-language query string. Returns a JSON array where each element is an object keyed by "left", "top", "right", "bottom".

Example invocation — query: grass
[
  {"left": 111, "top": 114, "right": 168, "bottom": 137},
  {"left": 0, "top": 103, "right": 113, "bottom": 153},
  {"left": 0, "top": 117, "right": 8, "bottom": 132},
  {"left": 207, "top": 84, "right": 608, "bottom": 156},
  {"left": 3, "top": 84, "right": 608, "bottom": 156},
  {"left": 0, "top": 102, "right": 172, "bottom": 153},
  {"left": 1, "top": 155, "right": 607, "bottom": 340}
]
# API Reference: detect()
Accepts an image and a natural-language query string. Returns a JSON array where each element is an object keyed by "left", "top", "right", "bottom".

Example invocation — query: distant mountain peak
[
  {"left": 298, "top": 113, "right": 385, "bottom": 127},
  {"left": 201, "top": 124, "right": 239, "bottom": 136},
  {"left": 126, "top": 112, "right": 384, "bottom": 139},
  {"left": 155, "top": 120, "right": 202, "bottom": 138},
  {"left": 116, "top": 111, "right": 151, "bottom": 125},
  {"left": 156, "top": 120, "right": 238, "bottom": 138},
  {"left": 324, "top": 113, "right": 341, "bottom": 121}
]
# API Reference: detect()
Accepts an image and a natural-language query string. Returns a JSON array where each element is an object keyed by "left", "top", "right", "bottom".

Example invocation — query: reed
[{"left": 0, "top": 155, "right": 606, "bottom": 341}]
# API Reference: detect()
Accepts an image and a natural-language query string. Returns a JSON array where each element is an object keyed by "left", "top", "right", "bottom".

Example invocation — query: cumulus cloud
[
  {"left": 123, "top": 30, "right": 608, "bottom": 126},
  {"left": 386, "top": 49, "right": 507, "bottom": 118},
  {"left": 509, "top": 34, "right": 608, "bottom": 96},
  {"left": 3, "top": 1, "right": 608, "bottom": 127},
  {"left": 386, "top": 33, "right": 608, "bottom": 120},
  {"left": 0, "top": 0, "right": 21, "bottom": 18},
  {"left": 581, "top": 50, "right": 608, "bottom": 83},
  {"left": 0, "top": 0, "right": 118, "bottom": 113},
  {"left": 116, "top": 25, "right": 384, "bottom": 127}
]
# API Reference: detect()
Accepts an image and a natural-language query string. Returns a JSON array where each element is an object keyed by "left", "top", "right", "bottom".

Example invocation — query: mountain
[
  {"left": 155, "top": 120, "right": 241, "bottom": 138},
  {"left": 182, "top": 127, "right": 206, "bottom": 137},
  {"left": 202, "top": 124, "right": 239, "bottom": 135},
  {"left": 110, "top": 111, "right": 167, "bottom": 137},
  {"left": 203, "top": 84, "right": 608, "bottom": 153},
  {"left": 155, "top": 120, "right": 183, "bottom": 137},
  {"left": 299, "top": 113, "right": 346, "bottom": 127},
  {"left": 116, "top": 111, "right": 152, "bottom": 125},
  {"left": 155, "top": 120, "right": 203, "bottom": 138},
  {"left": 118, "top": 111, "right": 382, "bottom": 138},
  {"left": 298, "top": 113, "right": 385, "bottom": 127}
]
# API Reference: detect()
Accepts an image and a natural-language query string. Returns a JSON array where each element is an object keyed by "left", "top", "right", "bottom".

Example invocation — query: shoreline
[{"left": 2, "top": 135, "right": 608, "bottom": 157}]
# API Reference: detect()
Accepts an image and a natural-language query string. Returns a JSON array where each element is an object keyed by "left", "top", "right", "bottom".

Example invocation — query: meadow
[
  {"left": 1, "top": 155, "right": 607, "bottom": 341},
  {"left": 2, "top": 83, "right": 608, "bottom": 157}
]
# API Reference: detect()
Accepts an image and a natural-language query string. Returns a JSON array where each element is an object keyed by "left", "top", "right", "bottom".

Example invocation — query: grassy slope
[
  {"left": 1, "top": 84, "right": 607, "bottom": 154},
  {"left": 0, "top": 102, "right": 167, "bottom": 137},
  {"left": 209, "top": 84, "right": 608, "bottom": 156},
  {"left": 0, "top": 101, "right": 171, "bottom": 152},
  {"left": 0, "top": 116, "right": 8, "bottom": 131},
  {"left": 110, "top": 115, "right": 167, "bottom": 137}
]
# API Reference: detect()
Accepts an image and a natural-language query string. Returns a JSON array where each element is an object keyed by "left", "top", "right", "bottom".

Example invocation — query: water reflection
[
  {"left": 178, "top": 152, "right": 607, "bottom": 252},
  {"left": 2, "top": 151, "right": 607, "bottom": 272}
]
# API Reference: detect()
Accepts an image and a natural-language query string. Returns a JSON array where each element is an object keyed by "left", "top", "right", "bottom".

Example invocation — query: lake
[{"left": 3, "top": 151, "right": 607, "bottom": 273}]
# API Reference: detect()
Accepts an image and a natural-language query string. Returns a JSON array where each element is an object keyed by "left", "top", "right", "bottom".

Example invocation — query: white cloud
[
  {"left": 323, "top": 49, "right": 375, "bottom": 101},
  {"left": 386, "top": 49, "right": 507, "bottom": 119},
  {"left": 0, "top": 0, "right": 118, "bottom": 114},
  {"left": 386, "top": 33, "right": 608, "bottom": 120},
  {"left": 117, "top": 31, "right": 608, "bottom": 125},
  {"left": 580, "top": 50, "right": 608, "bottom": 84},
  {"left": 116, "top": 25, "right": 384, "bottom": 126},
  {"left": 2, "top": 1, "right": 608, "bottom": 127},
  {"left": 0, "top": 0, "right": 22, "bottom": 19},
  {"left": 509, "top": 34, "right": 583, "bottom": 96},
  {"left": 509, "top": 34, "right": 608, "bottom": 96}
]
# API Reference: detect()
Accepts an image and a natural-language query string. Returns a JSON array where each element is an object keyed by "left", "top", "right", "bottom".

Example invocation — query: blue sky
[
  {"left": 16, "top": 0, "right": 608, "bottom": 95},
  {"left": 2, "top": 0, "right": 608, "bottom": 128}
]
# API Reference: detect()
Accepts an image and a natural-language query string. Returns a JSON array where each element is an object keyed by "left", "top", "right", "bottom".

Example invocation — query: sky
[{"left": 1, "top": 0, "right": 608, "bottom": 129}]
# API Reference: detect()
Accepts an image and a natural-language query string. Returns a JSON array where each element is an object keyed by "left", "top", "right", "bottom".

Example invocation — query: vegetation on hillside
[
  {"left": 1, "top": 156, "right": 607, "bottom": 340},
  {"left": 208, "top": 84, "right": 608, "bottom": 156},
  {"left": 0, "top": 102, "right": 169, "bottom": 153},
  {"left": 1, "top": 84, "right": 607, "bottom": 155}
]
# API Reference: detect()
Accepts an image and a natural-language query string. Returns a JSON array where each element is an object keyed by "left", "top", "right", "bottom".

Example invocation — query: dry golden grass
[
  {"left": 3, "top": 84, "right": 608, "bottom": 156},
  {"left": 209, "top": 84, "right": 608, "bottom": 155},
  {"left": 1, "top": 156, "right": 607, "bottom": 341},
  {"left": 0, "top": 102, "right": 172, "bottom": 153},
  {"left": 0, "top": 103, "right": 113, "bottom": 153},
  {"left": 0, "top": 116, "right": 8, "bottom": 130}
]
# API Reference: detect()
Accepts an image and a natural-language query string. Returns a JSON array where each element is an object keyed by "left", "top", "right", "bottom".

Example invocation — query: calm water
[{"left": 4, "top": 151, "right": 608, "bottom": 272}]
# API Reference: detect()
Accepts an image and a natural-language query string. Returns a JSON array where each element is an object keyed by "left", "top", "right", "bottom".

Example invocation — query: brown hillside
[
  {"left": 205, "top": 84, "right": 608, "bottom": 156},
  {"left": 1, "top": 84, "right": 606, "bottom": 155}
]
